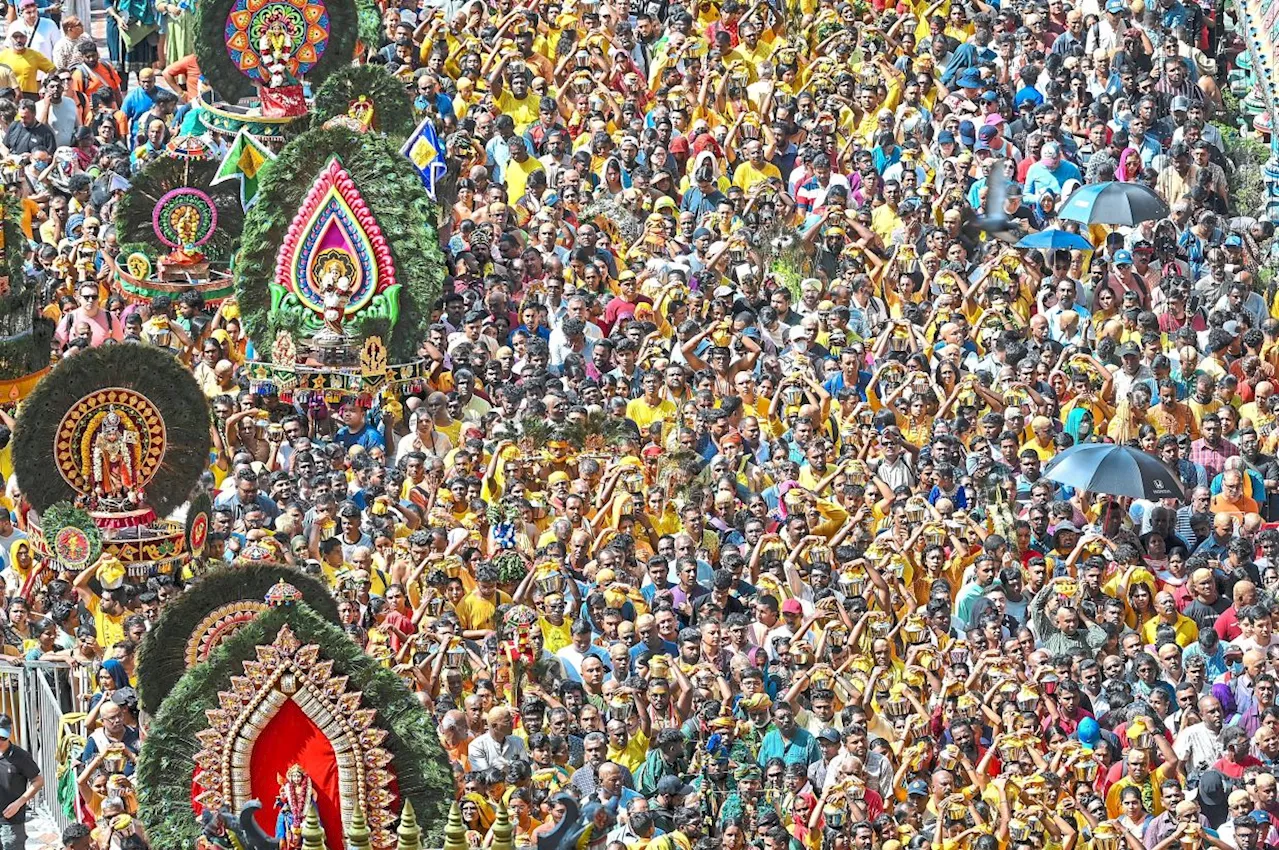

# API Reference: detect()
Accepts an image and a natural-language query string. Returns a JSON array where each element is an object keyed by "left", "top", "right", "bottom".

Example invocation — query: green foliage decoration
[
  {"left": 233, "top": 126, "right": 445, "bottom": 362},
  {"left": 136, "top": 602, "right": 454, "bottom": 849}
]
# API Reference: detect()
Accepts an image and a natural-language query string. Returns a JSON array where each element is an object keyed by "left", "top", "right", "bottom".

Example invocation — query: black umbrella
[
  {"left": 1058, "top": 181, "right": 1171, "bottom": 227},
  {"left": 1043, "top": 443, "right": 1186, "bottom": 501}
]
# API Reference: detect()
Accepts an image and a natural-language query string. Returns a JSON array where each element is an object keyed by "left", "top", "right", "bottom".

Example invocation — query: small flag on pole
[
  {"left": 211, "top": 128, "right": 275, "bottom": 211},
  {"left": 401, "top": 113, "right": 447, "bottom": 200}
]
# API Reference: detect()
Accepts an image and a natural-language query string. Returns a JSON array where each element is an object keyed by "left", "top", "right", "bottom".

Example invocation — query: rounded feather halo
[{"left": 13, "top": 346, "right": 212, "bottom": 519}]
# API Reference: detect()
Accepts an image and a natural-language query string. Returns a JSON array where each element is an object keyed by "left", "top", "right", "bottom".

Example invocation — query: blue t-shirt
[{"left": 334, "top": 423, "right": 385, "bottom": 451}]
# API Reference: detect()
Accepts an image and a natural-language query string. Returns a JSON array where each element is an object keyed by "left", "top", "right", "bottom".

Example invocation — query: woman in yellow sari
[
  {"left": 461, "top": 792, "right": 496, "bottom": 847},
  {"left": 8, "top": 539, "right": 43, "bottom": 601},
  {"left": 504, "top": 789, "right": 543, "bottom": 848}
]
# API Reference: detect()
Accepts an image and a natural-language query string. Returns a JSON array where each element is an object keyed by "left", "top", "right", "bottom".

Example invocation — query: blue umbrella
[
  {"left": 1058, "top": 181, "right": 1170, "bottom": 226},
  {"left": 1015, "top": 228, "right": 1095, "bottom": 251},
  {"left": 1043, "top": 443, "right": 1185, "bottom": 501}
]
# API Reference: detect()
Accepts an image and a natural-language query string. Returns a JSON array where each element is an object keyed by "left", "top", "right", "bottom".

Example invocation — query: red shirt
[
  {"left": 602, "top": 295, "right": 652, "bottom": 335},
  {"left": 1215, "top": 605, "right": 1244, "bottom": 641},
  {"left": 1211, "top": 754, "right": 1262, "bottom": 779}
]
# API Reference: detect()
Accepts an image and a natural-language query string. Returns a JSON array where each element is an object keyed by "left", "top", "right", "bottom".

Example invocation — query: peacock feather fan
[
  {"left": 233, "top": 126, "right": 445, "bottom": 363},
  {"left": 111, "top": 152, "right": 244, "bottom": 264},
  {"left": 581, "top": 407, "right": 639, "bottom": 454},
  {"left": 135, "top": 561, "right": 340, "bottom": 715},
  {"left": 551, "top": 420, "right": 586, "bottom": 451},
  {"left": 12, "top": 345, "right": 211, "bottom": 518},
  {"left": 517, "top": 415, "right": 552, "bottom": 452},
  {"left": 308, "top": 63, "right": 419, "bottom": 142},
  {"left": 194, "top": 0, "right": 380, "bottom": 103},
  {"left": 136, "top": 601, "right": 454, "bottom": 848}
]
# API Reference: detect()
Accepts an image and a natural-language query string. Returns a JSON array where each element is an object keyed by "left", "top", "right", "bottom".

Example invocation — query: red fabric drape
[{"left": 249, "top": 698, "right": 345, "bottom": 850}]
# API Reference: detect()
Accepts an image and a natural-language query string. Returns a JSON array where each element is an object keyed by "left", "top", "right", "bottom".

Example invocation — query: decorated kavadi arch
[{"left": 136, "top": 583, "right": 452, "bottom": 850}]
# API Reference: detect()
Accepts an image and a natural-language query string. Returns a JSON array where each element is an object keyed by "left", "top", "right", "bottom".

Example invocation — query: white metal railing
[{"left": 0, "top": 659, "right": 86, "bottom": 833}]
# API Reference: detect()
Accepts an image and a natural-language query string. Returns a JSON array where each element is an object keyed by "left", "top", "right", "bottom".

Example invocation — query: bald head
[
  {"left": 487, "top": 705, "right": 514, "bottom": 738},
  {"left": 440, "top": 709, "right": 469, "bottom": 744}
]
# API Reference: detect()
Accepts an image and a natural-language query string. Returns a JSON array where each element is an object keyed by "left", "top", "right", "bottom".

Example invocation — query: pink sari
[{"left": 1113, "top": 147, "right": 1142, "bottom": 181}]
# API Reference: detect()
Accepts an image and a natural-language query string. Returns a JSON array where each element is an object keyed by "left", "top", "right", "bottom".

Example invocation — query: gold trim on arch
[{"left": 193, "top": 625, "right": 398, "bottom": 847}]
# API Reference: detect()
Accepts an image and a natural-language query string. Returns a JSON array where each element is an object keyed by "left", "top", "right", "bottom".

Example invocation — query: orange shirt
[
  {"left": 162, "top": 54, "right": 200, "bottom": 102},
  {"left": 1148, "top": 403, "right": 1199, "bottom": 440},
  {"left": 1210, "top": 493, "right": 1258, "bottom": 519},
  {"left": 70, "top": 60, "right": 122, "bottom": 121},
  {"left": 444, "top": 737, "right": 472, "bottom": 770}
]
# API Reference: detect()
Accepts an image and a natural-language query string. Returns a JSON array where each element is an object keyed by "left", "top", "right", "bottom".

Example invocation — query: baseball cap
[
  {"left": 1106, "top": 0, "right": 1126, "bottom": 10},
  {"left": 938, "top": 129, "right": 956, "bottom": 144},
  {"left": 817, "top": 727, "right": 841, "bottom": 743},
  {"left": 1053, "top": 522, "right": 1083, "bottom": 536},
  {"left": 1117, "top": 341, "right": 1140, "bottom": 357},
  {"left": 959, "top": 120, "right": 977, "bottom": 146},
  {"left": 1170, "top": 95, "right": 1190, "bottom": 113},
  {"left": 907, "top": 780, "right": 929, "bottom": 797},
  {"left": 978, "top": 125, "right": 999, "bottom": 142},
  {"left": 657, "top": 776, "right": 694, "bottom": 797},
  {"left": 1077, "top": 716, "right": 1100, "bottom": 750},
  {"left": 781, "top": 598, "right": 803, "bottom": 615},
  {"left": 957, "top": 68, "right": 983, "bottom": 89},
  {"left": 1113, "top": 249, "right": 1133, "bottom": 265},
  {"left": 1225, "top": 233, "right": 1243, "bottom": 247},
  {"left": 981, "top": 89, "right": 999, "bottom": 102}
]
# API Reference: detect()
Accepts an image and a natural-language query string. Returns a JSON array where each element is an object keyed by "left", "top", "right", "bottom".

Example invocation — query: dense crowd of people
[{"left": 0, "top": 0, "right": 1276, "bottom": 846}]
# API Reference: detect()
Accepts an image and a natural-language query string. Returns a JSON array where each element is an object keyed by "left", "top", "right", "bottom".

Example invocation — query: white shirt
[
  {"left": 394, "top": 429, "right": 453, "bottom": 462},
  {"left": 1173, "top": 721, "right": 1223, "bottom": 774},
  {"left": 556, "top": 643, "right": 609, "bottom": 682},
  {"left": 11, "top": 15, "right": 61, "bottom": 61},
  {"left": 467, "top": 732, "right": 528, "bottom": 772}
]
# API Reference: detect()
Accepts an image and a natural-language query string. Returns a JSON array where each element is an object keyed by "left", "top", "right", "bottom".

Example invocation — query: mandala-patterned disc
[
  {"left": 54, "top": 388, "right": 167, "bottom": 496},
  {"left": 224, "top": 0, "right": 331, "bottom": 83},
  {"left": 153, "top": 188, "right": 218, "bottom": 249},
  {"left": 53, "top": 526, "right": 93, "bottom": 569}
]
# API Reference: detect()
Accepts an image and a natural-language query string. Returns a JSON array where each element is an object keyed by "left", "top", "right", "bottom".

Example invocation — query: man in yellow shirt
[
  {"left": 0, "top": 29, "right": 53, "bottom": 97},
  {"left": 454, "top": 563, "right": 511, "bottom": 639},
  {"left": 869, "top": 179, "right": 905, "bottom": 242},
  {"left": 605, "top": 717, "right": 649, "bottom": 774},
  {"left": 1140, "top": 591, "right": 1199, "bottom": 646},
  {"left": 502, "top": 135, "right": 544, "bottom": 204},
  {"left": 732, "top": 138, "right": 781, "bottom": 192},
  {"left": 729, "top": 19, "right": 773, "bottom": 70},
  {"left": 489, "top": 55, "right": 540, "bottom": 134},
  {"left": 626, "top": 371, "right": 677, "bottom": 439},
  {"left": 1020, "top": 416, "right": 1058, "bottom": 461},
  {"left": 73, "top": 556, "right": 129, "bottom": 650}
]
